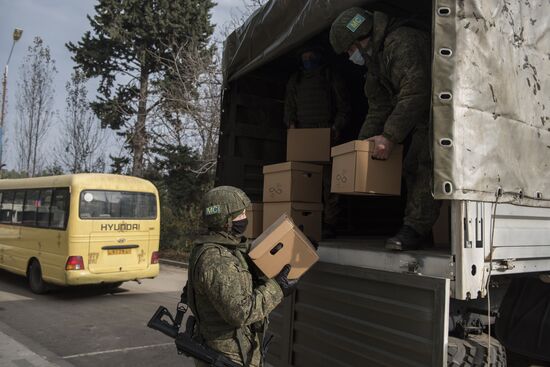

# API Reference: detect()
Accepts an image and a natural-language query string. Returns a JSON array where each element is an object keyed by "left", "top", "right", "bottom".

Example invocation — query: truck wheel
[
  {"left": 28, "top": 260, "right": 49, "bottom": 294},
  {"left": 448, "top": 334, "right": 506, "bottom": 366}
]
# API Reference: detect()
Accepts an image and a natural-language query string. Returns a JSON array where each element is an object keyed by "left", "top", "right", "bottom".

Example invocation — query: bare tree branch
[
  {"left": 15, "top": 37, "right": 56, "bottom": 177},
  {"left": 150, "top": 39, "right": 221, "bottom": 168},
  {"left": 55, "top": 71, "right": 106, "bottom": 173}
]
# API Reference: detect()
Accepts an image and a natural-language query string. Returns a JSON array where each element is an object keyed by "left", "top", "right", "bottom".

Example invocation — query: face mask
[
  {"left": 302, "top": 60, "right": 319, "bottom": 70},
  {"left": 349, "top": 49, "right": 365, "bottom": 66},
  {"left": 231, "top": 218, "right": 248, "bottom": 235}
]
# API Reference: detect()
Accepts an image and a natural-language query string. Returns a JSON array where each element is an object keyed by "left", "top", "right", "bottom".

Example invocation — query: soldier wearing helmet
[
  {"left": 330, "top": 8, "right": 440, "bottom": 250},
  {"left": 187, "top": 186, "right": 295, "bottom": 367}
]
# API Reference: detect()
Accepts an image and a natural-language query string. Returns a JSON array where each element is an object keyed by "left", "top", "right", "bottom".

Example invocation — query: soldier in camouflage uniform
[
  {"left": 330, "top": 8, "right": 440, "bottom": 250},
  {"left": 188, "top": 186, "right": 295, "bottom": 367},
  {"left": 284, "top": 44, "right": 351, "bottom": 237}
]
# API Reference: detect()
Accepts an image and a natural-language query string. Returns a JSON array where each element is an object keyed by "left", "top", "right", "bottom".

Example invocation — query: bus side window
[
  {"left": 12, "top": 191, "right": 25, "bottom": 225},
  {"left": 37, "top": 189, "right": 53, "bottom": 227},
  {"left": 22, "top": 189, "right": 40, "bottom": 226},
  {"left": 50, "top": 188, "right": 69, "bottom": 229},
  {"left": 0, "top": 191, "right": 14, "bottom": 223}
]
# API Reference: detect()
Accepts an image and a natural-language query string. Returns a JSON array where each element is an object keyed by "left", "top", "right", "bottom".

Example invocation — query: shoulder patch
[
  {"left": 205, "top": 205, "right": 221, "bottom": 216},
  {"left": 346, "top": 14, "right": 366, "bottom": 33}
]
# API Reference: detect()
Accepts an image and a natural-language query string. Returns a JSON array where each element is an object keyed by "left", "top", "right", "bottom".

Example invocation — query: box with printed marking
[
  {"left": 263, "top": 162, "right": 322, "bottom": 203},
  {"left": 331, "top": 140, "right": 403, "bottom": 195}
]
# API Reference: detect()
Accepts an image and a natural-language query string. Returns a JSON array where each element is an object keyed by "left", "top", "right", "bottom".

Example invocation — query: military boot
[{"left": 385, "top": 225, "right": 432, "bottom": 251}]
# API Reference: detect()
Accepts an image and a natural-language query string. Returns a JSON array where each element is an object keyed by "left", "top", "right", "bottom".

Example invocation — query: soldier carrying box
[{"left": 329, "top": 8, "right": 441, "bottom": 250}]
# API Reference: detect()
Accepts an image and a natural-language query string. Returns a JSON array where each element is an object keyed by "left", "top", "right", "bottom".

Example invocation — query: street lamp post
[{"left": 0, "top": 28, "right": 23, "bottom": 174}]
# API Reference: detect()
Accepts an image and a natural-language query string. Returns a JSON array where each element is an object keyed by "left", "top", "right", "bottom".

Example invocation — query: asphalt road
[{"left": 0, "top": 264, "right": 195, "bottom": 367}]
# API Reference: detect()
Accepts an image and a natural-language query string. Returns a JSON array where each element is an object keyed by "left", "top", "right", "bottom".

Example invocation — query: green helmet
[
  {"left": 329, "top": 7, "right": 373, "bottom": 54},
  {"left": 202, "top": 186, "right": 251, "bottom": 231}
]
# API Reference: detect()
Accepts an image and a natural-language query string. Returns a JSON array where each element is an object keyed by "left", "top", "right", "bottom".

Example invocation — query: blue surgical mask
[
  {"left": 302, "top": 58, "right": 321, "bottom": 70},
  {"left": 349, "top": 49, "right": 365, "bottom": 66}
]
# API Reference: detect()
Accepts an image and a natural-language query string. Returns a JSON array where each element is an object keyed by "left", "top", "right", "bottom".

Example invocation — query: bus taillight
[
  {"left": 151, "top": 251, "right": 159, "bottom": 264},
  {"left": 66, "top": 256, "right": 85, "bottom": 270}
]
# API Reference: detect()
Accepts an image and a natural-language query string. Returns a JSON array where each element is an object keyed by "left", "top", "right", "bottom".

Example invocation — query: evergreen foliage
[
  {"left": 67, "top": 0, "right": 215, "bottom": 176},
  {"left": 144, "top": 143, "right": 213, "bottom": 251}
]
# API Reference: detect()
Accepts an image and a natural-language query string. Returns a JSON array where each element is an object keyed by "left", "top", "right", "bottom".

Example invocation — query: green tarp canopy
[{"left": 222, "top": 0, "right": 430, "bottom": 84}]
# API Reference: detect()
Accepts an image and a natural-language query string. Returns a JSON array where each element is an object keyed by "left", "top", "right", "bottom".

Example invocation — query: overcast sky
[{"left": 0, "top": 0, "right": 245, "bottom": 171}]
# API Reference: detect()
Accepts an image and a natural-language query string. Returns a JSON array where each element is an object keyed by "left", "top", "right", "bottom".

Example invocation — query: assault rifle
[{"left": 147, "top": 305, "right": 242, "bottom": 367}]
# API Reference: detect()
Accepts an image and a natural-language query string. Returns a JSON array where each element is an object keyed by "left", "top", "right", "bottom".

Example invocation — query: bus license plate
[{"left": 107, "top": 249, "right": 132, "bottom": 255}]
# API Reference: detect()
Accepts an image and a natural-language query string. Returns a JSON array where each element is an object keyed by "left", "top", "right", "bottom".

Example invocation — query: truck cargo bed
[{"left": 318, "top": 237, "right": 454, "bottom": 280}]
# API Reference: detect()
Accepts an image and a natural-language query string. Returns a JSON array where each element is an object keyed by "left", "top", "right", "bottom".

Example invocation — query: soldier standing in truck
[
  {"left": 330, "top": 8, "right": 440, "bottom": 250},
  {"left": 284, "top": 43, "right": 351, "bottom": 238}
]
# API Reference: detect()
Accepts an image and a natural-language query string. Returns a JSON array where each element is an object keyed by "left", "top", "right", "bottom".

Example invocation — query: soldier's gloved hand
[{"left": 274, "top": 265, "right": 298, "bottom": 297}]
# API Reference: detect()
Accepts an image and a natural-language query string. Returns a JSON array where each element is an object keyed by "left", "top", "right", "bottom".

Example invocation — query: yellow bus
[{"left": 0, "top": 173, "right": 160, "bottom": 293}]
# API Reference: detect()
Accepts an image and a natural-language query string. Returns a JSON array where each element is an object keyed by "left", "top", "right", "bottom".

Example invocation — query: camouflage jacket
[
  {"left": 358, "top": 12, "right": 431, "bottom": 143},
  {"left": 284, "top": 66, "right": 351, "bottom": 132},
  {"left": 187, "top": 232, "right": 283, "bottom": 367}
]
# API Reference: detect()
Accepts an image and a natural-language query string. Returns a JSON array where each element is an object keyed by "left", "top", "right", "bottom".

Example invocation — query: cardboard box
[
  {"left": 263, "top": 162, "right": 322, "bottom": 202},
  {"left": 263, "top": 202, "right": 323, "bottom": 241},
  {"left": 433, "top": 201, "right": 451, "bottom": 245},
  {"left": 243, "top": 203, "right": 263, "bottom": 239},
  {"left": 330, "top": 140, "right": 403, "bottom": 195},
  {"left": 249, "top": 213, "right": 319, "bottom": 279},
  {"left": 287, "top": 128, "right": 331, "bottom": 162}
]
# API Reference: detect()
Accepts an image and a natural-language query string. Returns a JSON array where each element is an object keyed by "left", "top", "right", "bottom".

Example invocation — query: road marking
[
  {"left": 62, "top": 343, "right": 173, "bottom": 359},
  {"left": 0, "top": 290, "right": 33, "bottom": 302}
]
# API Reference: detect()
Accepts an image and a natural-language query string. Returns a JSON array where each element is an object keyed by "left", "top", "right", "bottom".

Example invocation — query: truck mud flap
[{"left": 267, "top": 262, "right": 450, "bottom": 367}]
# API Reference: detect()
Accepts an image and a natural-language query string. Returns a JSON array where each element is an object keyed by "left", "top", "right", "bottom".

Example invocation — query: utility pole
[{"left": 0, "top": 28, "right": 23, "bottom": 175}]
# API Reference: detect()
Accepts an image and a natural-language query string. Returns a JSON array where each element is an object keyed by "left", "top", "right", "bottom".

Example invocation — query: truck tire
[
  {"left": 448, "top": 334, "right": 506, "bottom": 366},
  {"left": 28, "top": 260, "right": 49, "bottom": 294}
]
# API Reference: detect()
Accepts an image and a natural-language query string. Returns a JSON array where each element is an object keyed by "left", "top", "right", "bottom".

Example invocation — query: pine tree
[{"left": 67, "top": 0, "right": 215, "bottom": 176}]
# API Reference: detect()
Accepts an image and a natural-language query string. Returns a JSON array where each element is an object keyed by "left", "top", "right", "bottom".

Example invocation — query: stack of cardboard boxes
[
  {"left": 260, "top": 130, "right": 406, "bottom": 241},
  {"left": 242, "top": 203, "right": 263, "bottom": 239},
  {"left": 253, "top": 129, "right": 448, "bottom": 246},
  {"left": 261, "top": 128, "right": 331, "bottom": 241}
]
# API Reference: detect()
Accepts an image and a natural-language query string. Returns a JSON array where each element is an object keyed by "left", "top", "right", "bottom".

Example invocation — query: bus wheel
[{"left": 28, "top": 260, "right": 49, "bottom": 294}]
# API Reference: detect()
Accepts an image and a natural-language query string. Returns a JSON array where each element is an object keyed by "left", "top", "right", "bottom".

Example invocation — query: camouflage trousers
[{"left": 402, "top": 128, "right": 441, "bottom": 235}]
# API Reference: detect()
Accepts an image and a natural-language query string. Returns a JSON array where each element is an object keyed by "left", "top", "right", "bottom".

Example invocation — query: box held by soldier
[
  {"left": 249, "top": 213, "right": 319, "bottom": 279},
  {"left": 331, "top": 140, "right": 403, "bottom": 195},
  {"left": 243, "top": 203, "right": 263, "bottom": 239},
  {"left": 287, "top": 128, "right": 331, "bottom": 162},
  {"left": 263, "top": 202, "right": 323, "bottom": 241},
  {"left": 263, "top": 162, "right": 322, "bottom": 202}
]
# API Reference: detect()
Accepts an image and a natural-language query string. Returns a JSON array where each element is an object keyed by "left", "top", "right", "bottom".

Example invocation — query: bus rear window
[{"left": 79, "top": 191, "right": 156, "bottom": 219}]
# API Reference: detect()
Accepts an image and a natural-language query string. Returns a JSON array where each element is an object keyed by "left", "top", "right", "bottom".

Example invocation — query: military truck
[{"left": 217, "top": 1, "right": 550, "bottom": 366}]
